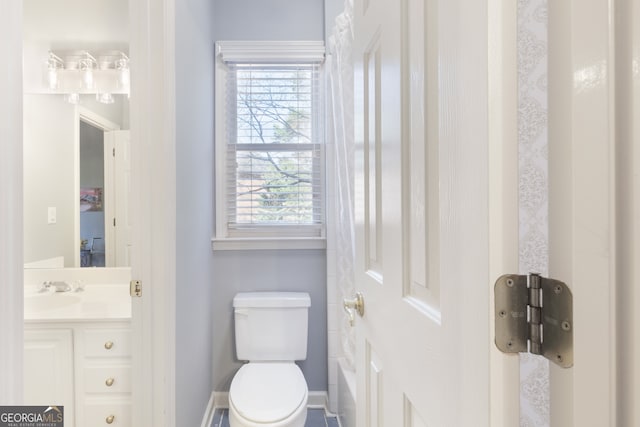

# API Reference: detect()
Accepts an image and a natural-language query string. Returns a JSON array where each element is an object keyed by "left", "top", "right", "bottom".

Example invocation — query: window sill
[{"left": 211, "top": 237, "right": 327, "bottom": 251}]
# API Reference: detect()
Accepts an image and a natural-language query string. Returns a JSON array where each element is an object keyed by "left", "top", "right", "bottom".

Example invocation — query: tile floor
[{"left": 211, "top": 408, "right": 339, "bottom": 427}]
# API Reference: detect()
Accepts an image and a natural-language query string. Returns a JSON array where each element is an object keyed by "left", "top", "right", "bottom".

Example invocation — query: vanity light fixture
[
  {"left": 79, "top": 51, "right": 97, "bottom": 90},
  {"left": 46, "top": 51, "right": 64, "bottom": 90},
  {"left": 44, "top": 50, "right": 130, "bottom": 104},
  {"left": 96, "top": 93, "right": 115, "bottom": 104},
  {"left": 65, "top": 93, "right": 80, "bottom": 104},
  {"left": 115, "top": 52, "right": 130, "bottom": 89}
]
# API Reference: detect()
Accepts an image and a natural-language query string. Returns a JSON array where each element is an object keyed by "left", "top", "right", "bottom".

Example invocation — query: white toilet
[{"left": 229, "top": 292, "right": 311, "bottom": 427}]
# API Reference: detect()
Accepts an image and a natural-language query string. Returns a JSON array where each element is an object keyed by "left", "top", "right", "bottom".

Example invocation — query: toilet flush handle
[{"left": 343, "top": 293, "right": 365, "bottom": 327}]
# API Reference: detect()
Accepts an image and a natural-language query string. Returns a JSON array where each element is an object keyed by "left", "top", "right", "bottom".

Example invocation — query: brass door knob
[
  {"left": 106, "top": 415, "right": 115, "bottom": 424},
  {"left": 343, "top": 292, "right": 365, "bottom": 326},
  {"left": 104, "top": 341, "right": 114, "bottom": 350},
  {"left": 105, "top": 377, "right": 115, "bottom": 387}
]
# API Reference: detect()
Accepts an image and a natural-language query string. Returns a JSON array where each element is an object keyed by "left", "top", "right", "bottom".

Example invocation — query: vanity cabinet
[
  {"left": 24, "top": 329, "right": 75, "bottom": 426},
  {"left": 24, "top": 321, "right": 131, "bottom": 427},
  {"left": 76, "top": 325, "right": 132, "bottom": 427}
]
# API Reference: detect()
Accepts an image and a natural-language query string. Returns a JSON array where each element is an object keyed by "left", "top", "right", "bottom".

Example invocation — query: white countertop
[{"left": 24, "top": 283, "right": 132, "bottom": 322}]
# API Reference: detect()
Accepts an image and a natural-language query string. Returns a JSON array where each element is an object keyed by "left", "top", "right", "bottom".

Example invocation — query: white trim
[
  {"left": 214, "top": 42, "right": 327, "bottom": 245},
  {"left": 617, "top": 2, "right": 640, "bottom": 424},
  {"left": 129, "top": 0, "right": 176, "bottom": 426},
  {"left": 216, "top": 41, "right": 325, "bottom": 63},
  {"left": 210, "top": 391, "right": 329, "bottom": 409},
  {"left": 487, "top": 0, "right": 520, "bottom": 425},
  {"left": 214, "top": 51, "right": 228, "bottom": 242},
  {"left": 0, "top": 0, "right": 24, "bottom": 404},
  {"left": 77, "top": 107, "right": 121, "bottom": 131},
  {"left": 632, "top": 2, "right": 640, "bottom": 421},
  {"left": 200, "top": 392, "right": 216, "bottom": 427},
  {"left": 212, "top": 237, "right": 326, "bottom": 251},
  {"left": 214, "top": 392, "right": 229, "bottom": 409},
  {"left": 548, "top": 0, "right": 617, "bottom": 425},
  {"left": 307, "top": 391, "right": 330, "bottom": 408},
  {"left": 74, "top": 108, "right": 121, "bottom": 268}
]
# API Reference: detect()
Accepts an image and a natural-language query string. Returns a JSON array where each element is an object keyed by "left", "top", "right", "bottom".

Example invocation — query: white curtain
[{"left": 327, "top": 0, "right": 355, "bottom": 370}]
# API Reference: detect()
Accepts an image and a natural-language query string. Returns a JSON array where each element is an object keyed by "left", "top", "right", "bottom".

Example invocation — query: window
[{"left": 214, "top": 41, "right": 326, "bottom": 250}]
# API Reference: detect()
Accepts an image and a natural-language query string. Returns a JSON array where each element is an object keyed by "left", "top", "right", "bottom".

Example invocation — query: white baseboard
[
  {"left": 208, "top": 390, "right": 328, "bottom": 410},
  {"left": 202, "top": 390, "right": 338, "bottom": 427},
  {"left": 214, "top": 391, "right": 229, "bottom": 408},
  {"left": 200, "top": 391, "right": 216, "bottom": 427},
  {"left": 307, "top": 391, "right": 329, "bottom": 409}
]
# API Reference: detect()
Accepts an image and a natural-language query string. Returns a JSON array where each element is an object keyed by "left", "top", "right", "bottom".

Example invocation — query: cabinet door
[{"left": 24, "top": 328, "right": 75, "bottom": 427}]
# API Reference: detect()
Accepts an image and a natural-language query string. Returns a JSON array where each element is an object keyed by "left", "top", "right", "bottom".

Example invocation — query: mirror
[{"left": 23, "top": 0, "right": 130, "bottom": 269}]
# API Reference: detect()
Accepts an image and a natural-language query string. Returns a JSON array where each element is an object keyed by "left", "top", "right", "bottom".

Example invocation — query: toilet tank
[{"left": 233, "top": 292, "right": 311, "bottom": 362}]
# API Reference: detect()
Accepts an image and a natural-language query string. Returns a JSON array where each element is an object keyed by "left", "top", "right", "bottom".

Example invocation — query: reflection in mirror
[
  {"left": 80, "top": 121, "right": 106, "bottom": 267},
  {"left": 23, "top": 97, "right": 130, "bottom": 268},
  {"left": 23, "top": 0, "right": 130, "bottom": 269}
]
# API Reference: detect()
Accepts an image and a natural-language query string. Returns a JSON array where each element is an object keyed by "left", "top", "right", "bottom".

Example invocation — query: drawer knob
[
  {"left": 104, "top": 341, "right": 114, "bottom": 350},
  {"left": 105, "top": 377, "right": 115, "bottom": 387},
  {"left": 106, "top": 415, "right": 115, "bottom": 424}
]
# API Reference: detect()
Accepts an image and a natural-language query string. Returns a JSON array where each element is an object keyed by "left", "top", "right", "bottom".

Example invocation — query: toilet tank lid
[{"left": 233, "top": 292, "right": 311, "bottom": 308}]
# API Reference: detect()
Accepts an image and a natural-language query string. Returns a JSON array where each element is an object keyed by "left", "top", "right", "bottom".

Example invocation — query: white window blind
[{"left": 218, "top": 44, "right": 325, "bottom": 241}]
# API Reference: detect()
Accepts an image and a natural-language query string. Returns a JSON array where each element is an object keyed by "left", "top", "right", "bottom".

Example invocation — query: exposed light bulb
[
  {"left": 79, "top": 52, "right": 96, "bottom": 90},
  {"left": 47, "top": 69, "right": 58, "bottom": 90},
  {"left": 96, "top": 93, "right": 114, "bottom": 104},
  {"left": 65, "top": 93, "right": 80, "bottom": 104},
  {"left": 115, "top": 53, "right": 130, "bottom": 90},
  {"left": 119, "top": 68, "right": 130, "bottom": 88},
  {"left": 83, "top": 69, "right": 94, "bottom": 90},
  {"left": 46, "top": 51, "right": 63, "bottom": 90}
]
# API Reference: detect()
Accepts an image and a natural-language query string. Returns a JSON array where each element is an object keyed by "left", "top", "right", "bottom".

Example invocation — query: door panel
[
  {"left": 104, "top": 130, "right": 132, "bottom": 267},
  {"left": 364, "top": 35, "right": 383, "bottom": 279},
  {"left": 548, "top": 0, "right": 635, "bottom": 425},
  {"left": 114, "top": 130, "right": 132, "bottom": 267},
  {"left": 402, "top": 0, "right": 440, "bottom": 313},
  {"left": 354, "top": 0, "right": 518, "bottom": 427},
  {"left": 365, "top": 344, "right": 383, "bottom": 427},
  {"left": 353, "top": 0, "right": 501, "bottom": 425}
]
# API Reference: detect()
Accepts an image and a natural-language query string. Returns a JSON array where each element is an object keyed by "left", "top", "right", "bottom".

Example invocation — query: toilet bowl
[
  {"left": 228, "top": 292, "right": 311, "bottom": 427},
  {"left": 229, "top": 363, "right": 308, "bottom": 427}
]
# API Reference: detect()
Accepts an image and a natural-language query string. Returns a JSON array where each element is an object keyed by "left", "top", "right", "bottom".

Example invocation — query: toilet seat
[{"left": 229, "top": 363, "right": 308, "bottom": 424}]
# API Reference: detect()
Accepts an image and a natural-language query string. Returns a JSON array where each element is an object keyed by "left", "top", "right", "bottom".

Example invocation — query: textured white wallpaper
[{"left": 518, "top": 0, "right": 550, "bottom": 425}]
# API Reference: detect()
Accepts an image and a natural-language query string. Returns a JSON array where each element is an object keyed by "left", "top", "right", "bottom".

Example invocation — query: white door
[
  {"left": 547, "top": 0, "right": 639, "bottom": 425},
  {"left": 114, "top": 130, "right": 132, "bottom": 267},
  {"left": 105, "top": 130, "right": 132, "bottom": 267},
  {"left": 352, "top": 0, "right": 517, "bottom": 425},
  {"left": 351, "top": 0, "right": 639, "bottom": 425}
]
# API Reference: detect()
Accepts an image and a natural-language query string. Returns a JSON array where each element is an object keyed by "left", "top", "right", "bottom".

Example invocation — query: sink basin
[
  {"left": 23, "top": 284, "right": 131, "bottom": 320},
  {"left": 24, "top": 293, "right": 81, "bottom": 312}
]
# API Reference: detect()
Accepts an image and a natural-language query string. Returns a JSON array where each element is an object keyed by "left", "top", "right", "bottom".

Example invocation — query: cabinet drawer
[
  {"left": 84, "top": 366, "right": 131, "bottom": 393},
  {"left": 83, "top": 402, "right": 131, "bottom": 427},
  {"left": 84, "top": 329, "right": 131, "bottom": 357}
]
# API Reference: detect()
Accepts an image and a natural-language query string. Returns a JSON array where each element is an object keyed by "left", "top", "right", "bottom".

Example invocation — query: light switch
[{"left": 48, "top": 207, "right": 56, "bottom": 224}]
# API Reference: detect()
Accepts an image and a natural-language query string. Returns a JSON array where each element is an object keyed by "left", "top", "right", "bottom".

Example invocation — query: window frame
[{"left": 213, "top": 41, "right": 327, "bottom": 251}]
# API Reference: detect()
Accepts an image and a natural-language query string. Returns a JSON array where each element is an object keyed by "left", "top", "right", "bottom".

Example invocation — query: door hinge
[
  {"left": 130, "top": 280, "right": 142, "bottom": 297},
  {"left": 494, "top": 273, "right": 573, "bottom": 368},
  {"left": 113, "top": 147, "right": 116, "bottom": 157}
]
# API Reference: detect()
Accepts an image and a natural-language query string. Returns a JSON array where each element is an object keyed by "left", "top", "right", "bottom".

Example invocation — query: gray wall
[
  {"left": 211, "top": 0, "right": 328, "bottom": 393},
  {"left": 175, "top": 0, "right": 216, "bottom": 425},
  {"left": 324, "top": 0, "right": 345, "bottom": 40},
  {"left": 214, "top": 0, "right": 325, "bottom": 41},
  {"left": 23, "top": 95, "right": 76, "bottom": 266},
  {"left": 174, "top": 3, "right": 327, "bottom": 422}
]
